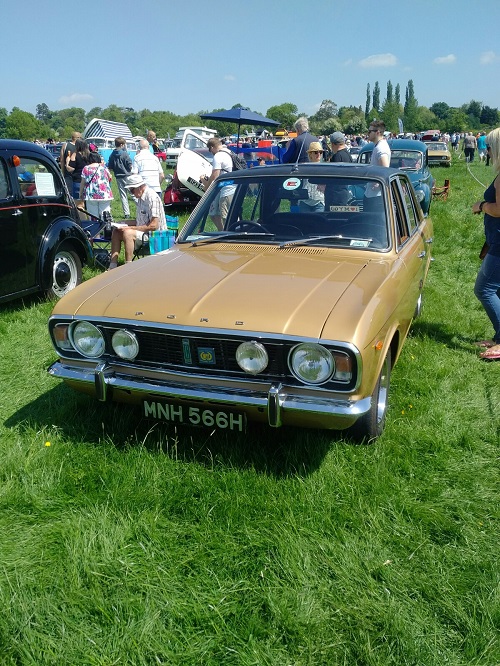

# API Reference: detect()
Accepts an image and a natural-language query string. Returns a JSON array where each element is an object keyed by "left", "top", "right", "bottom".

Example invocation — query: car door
[
  {"left": 0, "top": 153, "right": 31, "bottom": 298},
  {"left": 391, "top": 175, "right": 430, "bottom": 318}
]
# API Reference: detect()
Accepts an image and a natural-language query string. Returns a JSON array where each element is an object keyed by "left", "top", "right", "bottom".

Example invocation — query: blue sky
[{"left": 2, "top": 0, "right": 500, "bottom": 118}]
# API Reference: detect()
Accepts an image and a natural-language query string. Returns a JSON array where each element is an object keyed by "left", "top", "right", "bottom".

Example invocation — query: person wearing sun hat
[
  {"left": 297, "top": 142, "right": 325, "bottom": 213},
  {"left": 108, "top": 174, "right": 166, "bottom": 269}
]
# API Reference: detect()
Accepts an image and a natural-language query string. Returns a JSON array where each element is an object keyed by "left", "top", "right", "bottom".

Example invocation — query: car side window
[
  {"left": 391, "top": 179, "right": 410, "bottom": 246},
  {"left": 399, "top": 179, "right": 419, "bottom": 233},
  {"left": 17, "top": 157, "right": 61, "bottom": 199},
  {"left": 0, "top": 160, "right": 11, "bottom": 199}
]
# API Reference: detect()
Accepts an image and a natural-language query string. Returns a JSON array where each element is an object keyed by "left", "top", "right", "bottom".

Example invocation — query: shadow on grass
[
  {"left": 411, "top": 318, "right": 487, "bottom": 352},
  {"left": 4, "top": 385, "right": 347, "bottom": 478}
]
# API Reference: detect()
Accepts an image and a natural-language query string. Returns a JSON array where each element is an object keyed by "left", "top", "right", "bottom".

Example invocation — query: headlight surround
[
  {"left": 289, "top": 343, "right": 335, "bottom": 385},
  {"left": 236, "top": 340, "right": 268, "bottom": 375},
  {"left": 415, "top": 189, "right": 425, "bottom": 202},
  {"left": 112, "top": 329, "right": 139, "bottom": 360},
  {"left": 70, "top": 321, "right": 105, "bottom": 358}
]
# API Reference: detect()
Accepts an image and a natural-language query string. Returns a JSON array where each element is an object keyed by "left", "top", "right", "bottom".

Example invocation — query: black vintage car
[{"left": 0, "top": 139, "right": 92, "bottom": 303}]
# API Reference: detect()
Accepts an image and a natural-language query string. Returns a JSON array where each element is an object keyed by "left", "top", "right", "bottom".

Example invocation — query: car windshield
[
  {"left": 426, "top": 142, "right": 447, "bottom": 151},
  {"left": 390, "top": 150, "right": 423, "bottom": 170},
  {"left": 179, "top": 173, "right": 390, "bottom": 250}
]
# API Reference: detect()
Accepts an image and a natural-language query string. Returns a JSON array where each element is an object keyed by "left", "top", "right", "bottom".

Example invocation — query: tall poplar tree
[
  {"left": 373, "top": 81, "right": 381, "bottom": 112},
  {"left": 365, "top": 83, "right": 371, "bottom": 120}
]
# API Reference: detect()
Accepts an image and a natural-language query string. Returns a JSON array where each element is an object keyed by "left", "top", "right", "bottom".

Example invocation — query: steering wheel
[{"left": 226, "top": 220, "right": 270, "bottom": 233}]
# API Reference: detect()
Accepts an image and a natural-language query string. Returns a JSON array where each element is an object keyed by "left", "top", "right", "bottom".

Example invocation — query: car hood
[{"left": 52, "top": 245, "right": 392, "bottom": 339}]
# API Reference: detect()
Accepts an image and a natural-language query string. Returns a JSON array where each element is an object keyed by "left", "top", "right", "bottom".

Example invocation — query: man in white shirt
[
  {"left": 132, "top": 139, "right": 164, "bottom": 196},
  {"left": 201, "top": 137, "right": 236, "bottom": 229},
  {"left": 108, "top": 174, "right": 166, "bottom": 268},
  {"left": 368, "top": 120, "right": 391, "bottom": 166}
]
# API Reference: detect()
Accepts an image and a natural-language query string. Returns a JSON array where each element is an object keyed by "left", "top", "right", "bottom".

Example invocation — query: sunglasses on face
[{"left": 310, "top": 151, "right": 321, "bottom": 155}]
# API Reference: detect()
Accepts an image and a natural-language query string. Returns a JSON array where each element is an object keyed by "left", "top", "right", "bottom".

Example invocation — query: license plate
[{"left": 143, "top": 399, "right": 246, "bottom": 432}]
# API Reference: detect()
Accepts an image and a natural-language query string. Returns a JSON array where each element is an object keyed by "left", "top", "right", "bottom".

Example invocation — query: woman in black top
[{"left": 66, "top": 139, "right": 91, "bottom": 198}]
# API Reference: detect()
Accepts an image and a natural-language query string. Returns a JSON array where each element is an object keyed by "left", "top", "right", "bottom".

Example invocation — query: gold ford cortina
[
  {"left": 48, "top": 163, "right": 433, "bottom": 441},
  {"left": 425, "top": 141, "right": 452, "bottom": 167}
]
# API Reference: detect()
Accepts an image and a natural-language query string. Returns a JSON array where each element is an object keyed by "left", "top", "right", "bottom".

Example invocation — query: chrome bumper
[{"left": 48, "top": 360, "right": 371, "bottom": 429}]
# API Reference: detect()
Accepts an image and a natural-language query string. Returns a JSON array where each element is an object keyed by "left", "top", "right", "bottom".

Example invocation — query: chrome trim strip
[{"left": 48, "top": 361, "right": 372, "bottom": 424}]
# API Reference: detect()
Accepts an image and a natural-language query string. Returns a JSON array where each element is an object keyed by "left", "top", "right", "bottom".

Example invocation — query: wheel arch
[{"left": 37, "top": 217, "right": 92, "bottom": 292}]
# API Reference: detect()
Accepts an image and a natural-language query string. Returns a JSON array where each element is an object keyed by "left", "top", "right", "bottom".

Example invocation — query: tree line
[{"left": 0, "top": 80, "right": 498, "bottom": 142}]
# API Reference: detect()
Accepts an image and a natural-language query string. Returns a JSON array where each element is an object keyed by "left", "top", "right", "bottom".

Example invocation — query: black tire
[
  {"left": 349, "top": 348, "right": 392, "bottom": 443},
  {"left": 47, "top": 248, "right": 82, "bottom": 299}
]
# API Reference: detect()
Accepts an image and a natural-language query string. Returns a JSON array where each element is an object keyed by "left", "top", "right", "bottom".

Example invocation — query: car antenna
[{"left": 291, "top": 139, "right": 306, "bottom": 172}]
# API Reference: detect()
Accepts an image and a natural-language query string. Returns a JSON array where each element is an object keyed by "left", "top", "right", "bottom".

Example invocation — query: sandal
[
  {"left": 474, "top": 339, "right": 495, "bottom": 348},
  {"left": 479, "top": 344, "right": 500, "bottom": 360}
]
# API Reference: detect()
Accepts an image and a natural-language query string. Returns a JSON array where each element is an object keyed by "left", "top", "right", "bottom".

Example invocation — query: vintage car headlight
[
  {"left": 112, "top": 329, "right": 139, "bottom": 360},
  {"left": 236, "top": 341, "right": 268, "bottom": 375},
  {"left": 70, "top": 321, "right": 105, "bottom": 358},
  {"left": 415, "top": 189, "right": 425, "bottom": 202},
  {"left": 289, "top": 343, "right": 335, "bottom": 384}
]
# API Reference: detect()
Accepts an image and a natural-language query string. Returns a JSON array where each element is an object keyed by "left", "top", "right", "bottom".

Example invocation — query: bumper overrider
[{"left": 48, "top": 359, "right": 372, "bottom": 430}]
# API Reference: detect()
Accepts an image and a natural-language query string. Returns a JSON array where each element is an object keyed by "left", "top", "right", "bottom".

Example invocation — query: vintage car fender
[{"left": 37, "top": 216, "right": 93, "bottom": 291}]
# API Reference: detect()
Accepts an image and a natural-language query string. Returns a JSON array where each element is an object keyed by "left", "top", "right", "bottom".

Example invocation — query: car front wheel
[
  {"left": 349, "top": 349, "right": 392, "bottom": 443},
  {"left": 47, "top": 249, "right": 82, "bottom": 299}
]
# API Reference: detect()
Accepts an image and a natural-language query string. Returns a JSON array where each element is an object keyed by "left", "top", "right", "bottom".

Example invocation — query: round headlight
[
  {"left": 112, "top": 329, "right": 139, "bottom": 360},
  {"left": 289, "top": 343, "right": 334, "bottom": 384},
  {"left": 415, "top": 189, "right": 425, "bottom": 202},
  {"left": 236, "top": 341, "right": 268, "bottom": 375},
  {"left": 70, "top": 321, "right": 105, "bottom": 358}
]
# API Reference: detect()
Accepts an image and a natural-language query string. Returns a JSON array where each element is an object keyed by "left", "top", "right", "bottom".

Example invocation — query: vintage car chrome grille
[{"left": 97, "top": 325, "right": 356, "bottom": 390}]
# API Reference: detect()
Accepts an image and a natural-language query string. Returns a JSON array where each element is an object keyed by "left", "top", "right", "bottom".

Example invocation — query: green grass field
[{"left": 0, "top": 155, "right": 498, "bottom": 665}]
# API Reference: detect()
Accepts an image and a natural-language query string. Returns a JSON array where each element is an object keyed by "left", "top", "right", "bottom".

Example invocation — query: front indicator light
[
  {"left": 70, "top": 321, "right": 105, "bottom": 358},
  {"left": 112, "top": 329, "right": 139, "bottom": 360},
  {"left": 289, "top": 343, "right": 334, "bottom": 385},
  {"left": 53, "top": 324, "right": 72, "bottom": 350},
  {"left": 236, "top": 341, "right": 268, "bottom": 375}
]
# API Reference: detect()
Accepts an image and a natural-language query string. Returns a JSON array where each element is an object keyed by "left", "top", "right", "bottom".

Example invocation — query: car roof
[
  {"left": 0, "top": 138, "right": 61, "bottom": 158},
  {"left": 359, "top": 139, "right": 428, "bottom": 152},
  {"left": 215, "top": 161, "right": 397, "bottom": 183}
]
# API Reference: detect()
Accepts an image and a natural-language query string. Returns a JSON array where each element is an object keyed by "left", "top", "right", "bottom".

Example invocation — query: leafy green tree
[
  {"left": 381, "top": 81, "right": 400, "bottom": 133},
  {"left": 395, "top": 83, "right": 401, "bottom": 106},
  {"left": 6, "top": 108, "right": 42, "bottom": 140},
  {"left": 101, "top": 105, "right": 126, "bottom": 123},
  {"left": 265, "top": 103, "right": 298, "bottom": 130},
  {"left": 86, "top": 107, "right": 103, "bottom": 123},
  {"left": 339, "top": 107, "right": 366, "bottom": 135},
  {"left": 365, "top": 83, "right": 370, "bottom": 120},
  {"left": 412, "top": 106, "right": 439, "bottom": 132},
  {"left": 373, "top": 81, "right": 381, "bottom": 112},
  {"left": 480, "top": 105, "right": 499, "bottom": 127},
  {"left": 0, "top": 107, "right": 8, "bottom": 138},
  {"left": 314, "top": 100, "right": 338, "bottom": 121},
  {"left": 35, "top": 103, "right": 51, "bottom": 124},
  {"left": 404, "top": 79, "right": 418, "bottom": 131},
  {"left": 443, "top": 109, "right": 469, "bottom": 133},
  {"left": 430, "top": 102, "right": 450, "bottom": 121}
]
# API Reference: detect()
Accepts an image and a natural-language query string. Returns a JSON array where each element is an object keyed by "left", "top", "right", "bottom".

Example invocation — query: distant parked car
[
  {"left": 425, "top": 141, "right": 452, "bottom": 167},
  {"left": 0, "top": 139, "right": 92, "bottom": 303},
  {"left": 48, "top": 161, "right": 433, "bottom": 441},
  {"left": 44, "top": 142, "right": 64, "bottom": 162},
  {"left": 358, "top": 139, "right": 434, "bottom": 215}
]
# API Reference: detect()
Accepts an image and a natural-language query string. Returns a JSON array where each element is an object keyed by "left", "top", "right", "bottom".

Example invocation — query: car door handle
[
  {"left": 12, "top": 209, "right": 23, "bottom": 216},
  {"left": 418, "top": 251, "right": 426, "bottom": 259},
  {"left": 425, "top": 237, "right": 433, "bottom": 244}
]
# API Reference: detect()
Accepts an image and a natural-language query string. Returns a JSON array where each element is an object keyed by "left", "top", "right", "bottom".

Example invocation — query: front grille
[{"left": 98, "top": 325, "right": 356, "bottom": 390}]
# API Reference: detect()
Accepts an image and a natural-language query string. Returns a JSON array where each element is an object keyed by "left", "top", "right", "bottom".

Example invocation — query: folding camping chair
[{"left": 79, "top": 208, "right": 112, "bottom": 270}]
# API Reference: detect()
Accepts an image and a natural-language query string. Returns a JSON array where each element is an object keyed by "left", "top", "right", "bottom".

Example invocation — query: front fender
[{"left": 38, "top": 217, "right": 93, "bottom": 291}]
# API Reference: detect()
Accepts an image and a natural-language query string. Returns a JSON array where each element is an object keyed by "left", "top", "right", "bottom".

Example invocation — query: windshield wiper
[
  {"left": 191, "top": 232, "right": 275, "bottom": 246},
  {"left": 280, "top": 235, "right": 354, "bottom": 248}
]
